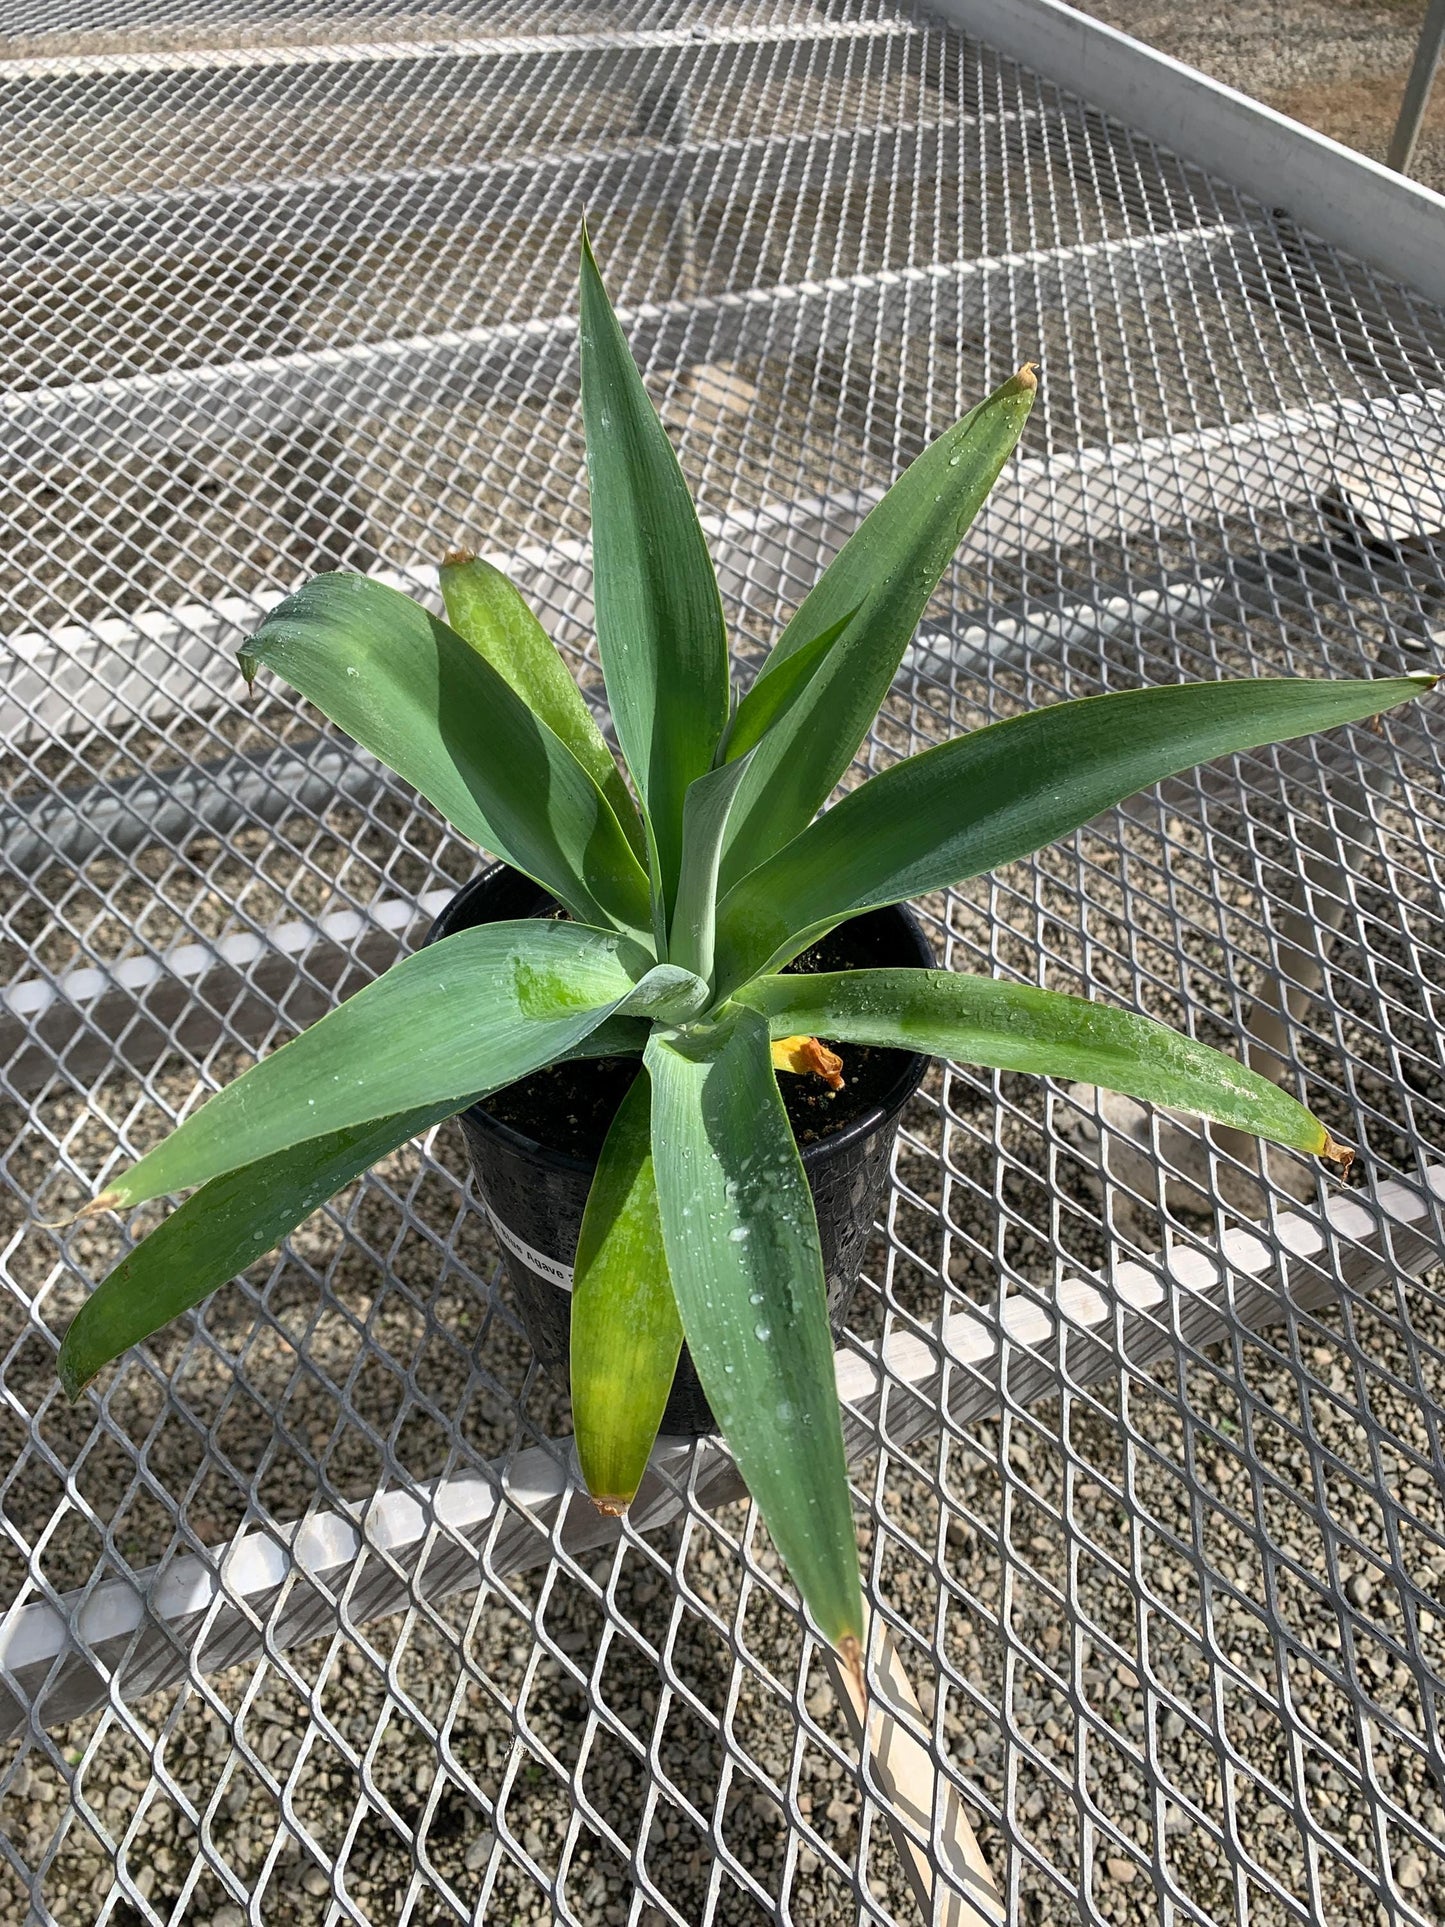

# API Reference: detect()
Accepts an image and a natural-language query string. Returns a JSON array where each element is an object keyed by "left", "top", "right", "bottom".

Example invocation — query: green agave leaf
[
  {"left": 716, "top": 367, "right": 1036, "bottom": 893},
  {"left": 241, "top": 572, "right": 651, "bottom": 938},
  {"left": 719, "top": 606, "right": 860, "bottom": 765},
  {"left": 64, "top": 1011, "right": 664, "bottom": 1396},
  {"left": 579, "top": 227, "right": 730, "bottom": 921},
  {"left": 559, "top": 1015, "right": 650, "bottom": 1060},
  {"left": 736, "top": 968, "right": 1341, "bottom": 1157},
  {"left": 668, "top": 750, "right": 757, "bottom": 985},
  {"left": 60, "top": 1102, "right": 459, "bottom": 1398},
  {"left": 715, "top": 672, "right": 1435, "bottom": 996},
  {"left": 623, "top": 962, "right": 712, "bottom": 1021},
  {"left": 571, "top": 1069, "right": 682, "bottom": 1508},
  {"left": 90, "top": 920, "right": 650, "bottom": 1215},
  {"left": 439, "top": 550, "right": 648, "bottom": 864},
  {"left": 645, "top": 1007, "right": 862, "bottom": 1658}
]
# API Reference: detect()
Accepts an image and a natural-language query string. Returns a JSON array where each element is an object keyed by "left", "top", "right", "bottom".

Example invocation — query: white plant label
[{"left": 487, "top": 1208, "right": 575, "bottom": 1292}]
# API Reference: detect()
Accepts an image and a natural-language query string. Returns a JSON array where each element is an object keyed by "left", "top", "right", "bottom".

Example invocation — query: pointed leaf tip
[
  {"left": 37, "top": 1187, "right": 120, "bottom": 1232},
  {"left": 63, "top": 1189, "right": 122, "bottom": 1229},
  {"left": 57, "top": 1102, "right": 469, "bottom": 1398},
  {"left": 1321, "top": 1131, "right": 1355, "bottom": 1177},
  {"left": 59, "top": 1360, "right": 96, "bottom": 1402},
  {"left": 838, "top": 1633, "right": 866, "bottom": 1707}
]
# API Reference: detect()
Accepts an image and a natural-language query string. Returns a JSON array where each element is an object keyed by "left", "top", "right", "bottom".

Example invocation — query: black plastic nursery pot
[{"left": 425, "top": 862, "right": 933, "bottom": 1436}]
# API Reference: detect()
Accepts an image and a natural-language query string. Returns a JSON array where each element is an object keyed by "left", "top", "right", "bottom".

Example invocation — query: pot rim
[{"left": 424, "top": 862, "right": 934, "bottom": 1178}]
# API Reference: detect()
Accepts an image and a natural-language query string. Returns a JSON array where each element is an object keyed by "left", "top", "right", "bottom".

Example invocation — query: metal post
[{"left": 1388, "top": 0, "right": 1445, "bottom": 175}]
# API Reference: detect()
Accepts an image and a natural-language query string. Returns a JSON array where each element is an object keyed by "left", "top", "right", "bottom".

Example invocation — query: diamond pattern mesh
[{"left": 2, "top": 2, "right": 1445, "bottom": 1923}]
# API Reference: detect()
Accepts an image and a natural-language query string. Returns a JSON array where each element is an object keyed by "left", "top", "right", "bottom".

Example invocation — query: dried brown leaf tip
[
  {"left": 441, "top": 545, "right": 478, "bottom": 568},
  {"left": 1320, "top": 1132, "right": 1356, "bottom": 1179},
  {"left": 838, "top": 1633, "right": 866, "bottom": 1708},
  {"left": 39, "top": 1188, "right": 122, "bottom": 1230},
  {"left": 770, "top": 1035, "right": 845, "bottom": 1091}
]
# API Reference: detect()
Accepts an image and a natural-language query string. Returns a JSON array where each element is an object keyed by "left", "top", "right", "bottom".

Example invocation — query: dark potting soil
[{"left": 479, "top": 923, "right": 901, "bottom": 1161}]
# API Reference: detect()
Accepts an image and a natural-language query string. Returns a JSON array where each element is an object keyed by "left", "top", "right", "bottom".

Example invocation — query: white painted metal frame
[{"left": 931, "top": 0, "right": 1445, "bottom": 305}]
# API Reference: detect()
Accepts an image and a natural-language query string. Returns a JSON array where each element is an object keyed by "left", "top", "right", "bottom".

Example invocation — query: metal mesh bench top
[{"left": 2, "top": 2, "right": 1444, "bottom": 1922}]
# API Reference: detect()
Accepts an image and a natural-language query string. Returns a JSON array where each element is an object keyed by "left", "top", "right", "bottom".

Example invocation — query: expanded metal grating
[{"left": 3, "top": 2, "right": 1445, "bottom": 1923}]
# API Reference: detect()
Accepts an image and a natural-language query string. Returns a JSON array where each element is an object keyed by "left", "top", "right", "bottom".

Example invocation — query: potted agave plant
[{"left": 59, "top": 230, "right": 1432, "bottom": 1684}]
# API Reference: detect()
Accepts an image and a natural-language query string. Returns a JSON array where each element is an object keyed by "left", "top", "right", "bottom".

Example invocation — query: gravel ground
[{"left": 1071, "top": 0, "right": 1445, "bottom": 192}]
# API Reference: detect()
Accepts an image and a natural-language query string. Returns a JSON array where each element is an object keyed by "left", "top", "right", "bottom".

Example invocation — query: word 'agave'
[{"left": 59, "top": 230, "right": 1433, "bottom": 1678}]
